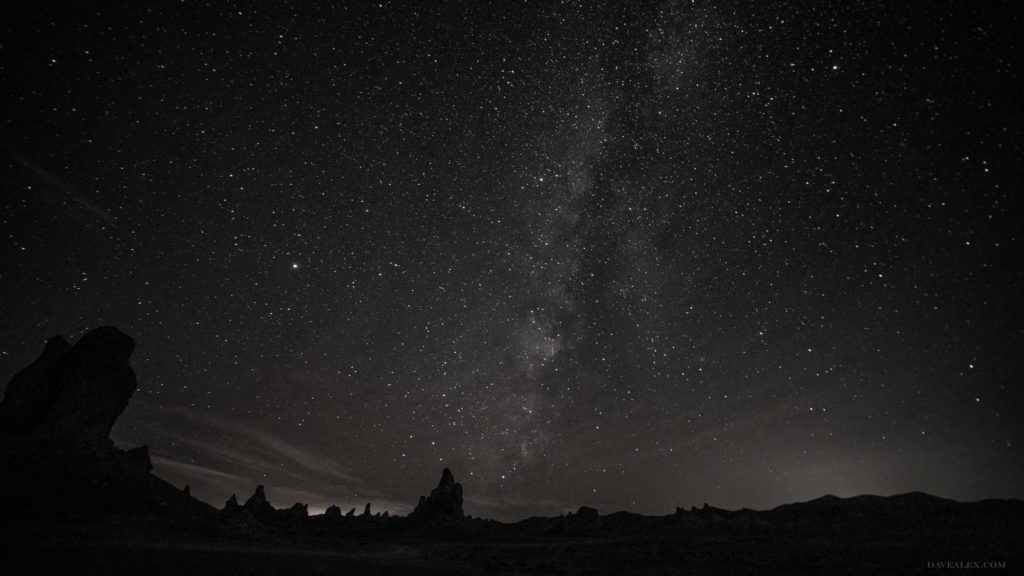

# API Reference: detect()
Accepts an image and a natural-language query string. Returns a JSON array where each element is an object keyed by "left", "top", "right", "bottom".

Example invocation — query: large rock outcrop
[
  {"left": 0, "top": 326, "right": 137, "bottom": 444},
  {"left": 0, "top": 327, "right": 218, "bottom": 526},
  {"left": 410, "top": 468, "right": 464, "bottom": 520}
]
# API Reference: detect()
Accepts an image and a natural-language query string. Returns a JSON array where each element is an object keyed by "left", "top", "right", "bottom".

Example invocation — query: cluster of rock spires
[{"left": 218, "top": 468, "right": 457, "bottom": 526}]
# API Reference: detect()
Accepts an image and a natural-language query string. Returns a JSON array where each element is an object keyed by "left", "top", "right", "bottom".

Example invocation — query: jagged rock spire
[
  {"left": 411, "top": 467, "right": 464, "bottom": 520},
  {"left": 244, "top": 485, "right": 274, "bottom": 515}
]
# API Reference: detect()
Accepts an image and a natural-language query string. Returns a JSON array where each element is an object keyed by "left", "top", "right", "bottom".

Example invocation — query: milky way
[{"left": 2, "top": 2, "right": 1021, "bottom": 520}]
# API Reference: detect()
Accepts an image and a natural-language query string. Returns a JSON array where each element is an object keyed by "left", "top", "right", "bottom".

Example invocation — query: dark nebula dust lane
[{"left": 2, "top": 2, "right": 1021, "bottom": 521}]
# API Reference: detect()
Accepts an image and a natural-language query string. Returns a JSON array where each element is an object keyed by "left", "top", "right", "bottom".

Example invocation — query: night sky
[{"left": 2, "top": 1, "right": 1022, "bottom": 520}]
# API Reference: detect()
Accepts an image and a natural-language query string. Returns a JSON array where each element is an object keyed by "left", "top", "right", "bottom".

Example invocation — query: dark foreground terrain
[
  {"left": 5, "top": 496, "right": 1021, "bottom": 576},
  {"left": 2, "top": 328, "right": 1021, "bottom": 575},
  {"left": 7, "top": 515, "right": 1022, "bottom": 575}
]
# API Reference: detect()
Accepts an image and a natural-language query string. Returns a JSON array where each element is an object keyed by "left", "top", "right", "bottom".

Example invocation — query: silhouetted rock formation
[
  {"left": 362, "top": 502, "right": 372, "bottom": 516},
  {"left": 0, "top": 326, "right": 136, "bottom": 444},
  {"left": 325, "top": 505, "right": 341, "bottom": 519},
  {"left": 410, "top": 468, "right": 464, "bottom": 520},
  {"left": 224, "top": 494, "right": 241, "bottom": 512},
  {"left": 346, "top": 507, "right": 356, "bottom": 517},
  {"left": 0, "top": 327, "right": 216, "bottom": 527},
  {"left": 572, "top": 506, "right": 600, "bottom": 527},
  {"left": 244, "top": 485, "right": 274, "bottom": 516},
  {"left": 287, "top": 503, "right": 308, "bottom": 518},
  {"left": 182, "top": 485, "right": 191, "bottom": 497}
]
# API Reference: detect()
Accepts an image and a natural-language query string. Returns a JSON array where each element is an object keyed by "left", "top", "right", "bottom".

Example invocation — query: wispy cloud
[
  {"left": 125, "top": 401, "right": 411, "bottom": 512},
  {"left": 143, "top": 402, "right": 359, "bottom": 484},
  {"left": 241, "top": 425, "right": 358, "bottom": 483},
  {"left": 150, "top": 455, "right": 246, "bottom": 483}
]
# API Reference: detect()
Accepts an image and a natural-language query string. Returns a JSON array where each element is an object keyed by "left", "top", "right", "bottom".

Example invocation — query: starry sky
[{"left": 2, "top": 1, "right": 1022, "bottom": 520}]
